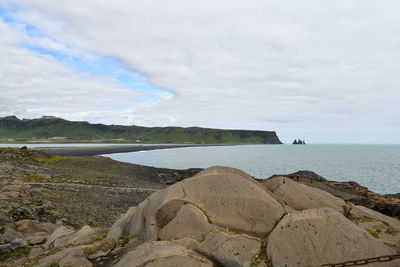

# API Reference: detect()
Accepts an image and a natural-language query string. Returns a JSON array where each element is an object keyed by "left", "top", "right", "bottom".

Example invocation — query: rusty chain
[{"left": 305, "top": 254, "right": 400, "bottom": 267}]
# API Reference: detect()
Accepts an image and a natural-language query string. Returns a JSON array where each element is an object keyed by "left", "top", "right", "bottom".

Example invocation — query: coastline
[
  {"left": 32, "top": 144, "right": 235, "bottom": 156},
  {"left": 1, "top": 148, "right": 400, "bottom": 265}
]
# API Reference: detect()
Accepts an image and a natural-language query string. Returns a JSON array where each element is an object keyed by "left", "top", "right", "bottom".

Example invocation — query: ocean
[
  {"left": 105, "top": 144, "right": 400, "bottom": 194},
  {"left": 2, "top": 143, "right": 399, "bottom": 194}
]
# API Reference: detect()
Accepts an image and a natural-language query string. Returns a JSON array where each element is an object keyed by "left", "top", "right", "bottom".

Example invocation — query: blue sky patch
[{"left": 2, "top": 5, "right": 172, "bottom": 105}]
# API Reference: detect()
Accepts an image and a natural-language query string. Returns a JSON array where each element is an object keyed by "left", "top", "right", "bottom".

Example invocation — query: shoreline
[
  {"left": 32, "top": 144, "right": 232, "bottom": 156},
  {"left": 1, "top": 148, "right": 400, "bottom": 265}
]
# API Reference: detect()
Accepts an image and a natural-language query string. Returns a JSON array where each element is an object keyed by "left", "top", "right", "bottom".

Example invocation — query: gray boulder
[
  {"left": 128, "top": 166, "right": 284, "bottom": 240},
  {"left": 107, "top": 207, "right": 136, "bottom": 241},
  {"left": 36, "top": 246, "right": 91, "bottom": 267},
  {"left": 0, "top": 227, "right": 22, "bottom": 244},
  {"left": 197, "top": 231, "right": 261, "bottom": 267},
  {"left": 15, "top": 219, "right": 57, "bottom": 234},
  {"left": 0, "top": 238, "right": 27, "bottom": 255},
  {"left": 262, "top": 176, "right": 345, "bottom": 212},
  {"left": 159, "top": 203, "right": 215, "bottom": 241},
  {"left": 114, "top": 240, "right": 213, "bottom": 267},
  {"left": 267, "top": 207, "right": 397, "bottom": 267},
  {"left": 144, "top": 255, "right": 213, "bottom": 267},
  {"left": 28, "top": 247, "right": 44, "bottom": 259},
  {"left": 53, "top": 225, "right": 104, "bottom": 248},
  {"left": 43, "top": 225, "right": 76, "bottom": 250}
]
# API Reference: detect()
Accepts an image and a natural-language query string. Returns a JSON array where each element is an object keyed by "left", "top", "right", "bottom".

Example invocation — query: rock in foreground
[
  {"left": 3, "top": 166, "right": 400, "bottom": 266},
  {"left": 268, "top": 208, "right": 397, "bottom": 266}
]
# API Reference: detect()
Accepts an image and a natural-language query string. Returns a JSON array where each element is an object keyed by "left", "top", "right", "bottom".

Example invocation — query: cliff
[{"left": 0, "top": 116, "right": 282, "bottom": 144}]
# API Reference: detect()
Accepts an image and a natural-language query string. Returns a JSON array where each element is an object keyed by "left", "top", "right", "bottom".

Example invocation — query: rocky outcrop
[
  {"left": 114, "top": 241, "right": 214, "bottom": 267},
  {"left": 35, "top": 246, "right": 92, "bottom": 267},
  {"left": 262, "top": 176, "right": 346, "bottom": 213},
  {"left": 197, "top": 231, "right": 261, "bottom": 267},
  {"left": 281, "top": 171, "right": 400, "bottom": 220},
  {"left": 107, "top": 207, "right": 137, "bottom": 241},
  {"left": 0, "top": 238, "right": 27, "bottom": 255},
  {"left": 127, "top": 166, "right": 284, "bottom": 240},
  {"left": 267, "top": 208, "right": 397, "bottom": 266},
  {"left": 16, "top": 219, "right": 57, "bottom": 235},
  {"left": 287, "top": 170, "right": 327, "bottom": 181},
  {"left": 158, "top": 204, "right": 215, "bottom": 241},
  {"left": 3, "top": 166, "right": 400, "bottom": 266},
  {"left": 43, "top": 225, "right": 76, "bottom": 250},
  {"left": 53, "top": 225, "right": 105, "bottom": 248}
]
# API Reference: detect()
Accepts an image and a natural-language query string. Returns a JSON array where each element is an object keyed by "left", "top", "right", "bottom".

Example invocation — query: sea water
[{"left": 105, "top": 144, "right": 400, "bottom": 194}]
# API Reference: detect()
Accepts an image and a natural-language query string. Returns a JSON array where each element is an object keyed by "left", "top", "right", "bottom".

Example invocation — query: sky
[{"left": 0, "top": 1, "right": 399, "bottom": 144}]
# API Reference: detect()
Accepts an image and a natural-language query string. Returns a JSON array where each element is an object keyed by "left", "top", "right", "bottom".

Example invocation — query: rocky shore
[{"left": 1, "top": 148, "right": 400, "bottom": 266}]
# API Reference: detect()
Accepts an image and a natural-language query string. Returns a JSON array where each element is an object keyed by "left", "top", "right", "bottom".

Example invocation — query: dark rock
[
  {"left": 0, "top": 238, "right": 27, "bottom": 255},
  {"left": 386, "top": 193, "right": 400, "bottom": 199},
  {"left": 288, "top": 170, "right": 327, "bottom": 182},
  {"left": 0, "top": 227, "right": 22, "bottom": 245},
  {"left": 28, "top": 235, "right": 47, "bottom": 246},
  {"left": 0, "top": 212, "right": 14, "bottom": 229},
  {"left": 8, "top": 207, "right": 33, "bottom": 221},
  {"left": 283, "top": 171, "right": 400, "bottom": 220},
  {"left": 293, "top": 139, "right": 306, "bottom": 145}
]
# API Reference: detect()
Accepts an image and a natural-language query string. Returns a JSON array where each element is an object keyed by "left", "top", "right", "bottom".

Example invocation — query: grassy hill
[{"left": 0, "top": 115, "right": 282, "bottom": 144}]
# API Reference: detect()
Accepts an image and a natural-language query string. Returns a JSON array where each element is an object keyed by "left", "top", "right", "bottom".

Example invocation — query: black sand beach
[{"left": 33, "top": 144, "right": 218, "bottom": 156}]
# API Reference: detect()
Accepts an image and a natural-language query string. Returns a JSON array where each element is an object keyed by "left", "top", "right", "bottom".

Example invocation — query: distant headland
[{"left": 0, "top": 115, "right": 282, "bottom": 144}]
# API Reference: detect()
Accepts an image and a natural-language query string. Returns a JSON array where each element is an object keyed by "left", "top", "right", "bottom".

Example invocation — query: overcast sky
[{"left": 0, "top": 1, "right": 399, "bottom": 144}]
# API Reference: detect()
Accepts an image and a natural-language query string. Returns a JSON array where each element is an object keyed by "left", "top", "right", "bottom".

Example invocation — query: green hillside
[{"left": 0, "top": 116, "right": 282, "bottom": 144}]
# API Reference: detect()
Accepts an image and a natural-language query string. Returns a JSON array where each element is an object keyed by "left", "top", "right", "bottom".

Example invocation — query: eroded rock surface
[
  {"left": 129, "top": 166, "right": 284, "bottom": 240},
  {"left": 262, "top": 176, "right": 346, "bottom": 212},
  {"left": 2, "top": 166, "right": 400, "bottom": 267},
  {"left": 159, "top": 203, "right": 215, "bottom": 241},
  {"left": 114, "top": 241, "right": 213, "bottom": 267},
  {"left": 267, "top": 208, "right": 398, "bottom": 267},
  {"left": 197, "top": 231, "right": 261, "bottom": 267},
  {"left": 53, "top": 225, "right": 104, "bottom": 248}
]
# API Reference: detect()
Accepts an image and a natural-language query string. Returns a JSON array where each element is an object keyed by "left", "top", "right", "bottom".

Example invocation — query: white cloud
[{"left": 1, "top": 0, "right": 400, "bottom": 143}]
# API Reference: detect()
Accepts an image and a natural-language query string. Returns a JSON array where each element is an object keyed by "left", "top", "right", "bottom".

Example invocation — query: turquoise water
[{"left": 106, "top": 144, "right": 400, "bottom": 194}]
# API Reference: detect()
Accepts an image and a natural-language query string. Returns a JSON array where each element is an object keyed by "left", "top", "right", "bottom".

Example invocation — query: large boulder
[
  {"left": 262, "top": 176, "right": 346, "bottom": 212},
  {"left": 0, "top": 227, "right": 22, "bottom": 244},
  {"left": 351, "top": 205, "right": 400, "bottom": 246},
  {"left": 36, "top": 246, "right": 91, "bottom": 267},
  {"left": 59, "top": 254, "right": 92, "bottom": 267},
  {"left": 197, "top": 231, "right": 261, "bottom": 267},
  {"left": 28, "top": 235, "right": 47, "bottom": 245},
  {"left": 0, "top": 212, "right": 15, "bottom": 229},
  {"left": 144, "top": 256, "right": 213, "bottom": 267},
  {"left": 114, "top": 240, "right": 213, "bottom": 267},
  {"left": 128, "top": 166, "right": 284, "bottom": 240},
  {"left": 159, "top": 203, "right": 215, "bottom": 241},
  {"left": 86, "top": 238, "right": 116, "bottom": 260},
  {"left": 43, "top": 225, "right": 76, "bottom": 250},
  {"left": 15, "top": 219, "right": 57, "bottom": 235},
  {"left": 0, "top": 238, "right": 26, "bottom": 255},
  {"left": 352, "top": 205, "right": 400, "bottom": 230},
  {"left": 107, "top": 207, "right": 136, "bottom": 241},
  {"left": 267, "top": 207, "right": 397, "bottom": 267},
  {"left": 54, "top": 225, "right": 104, "bottom": 248}
]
